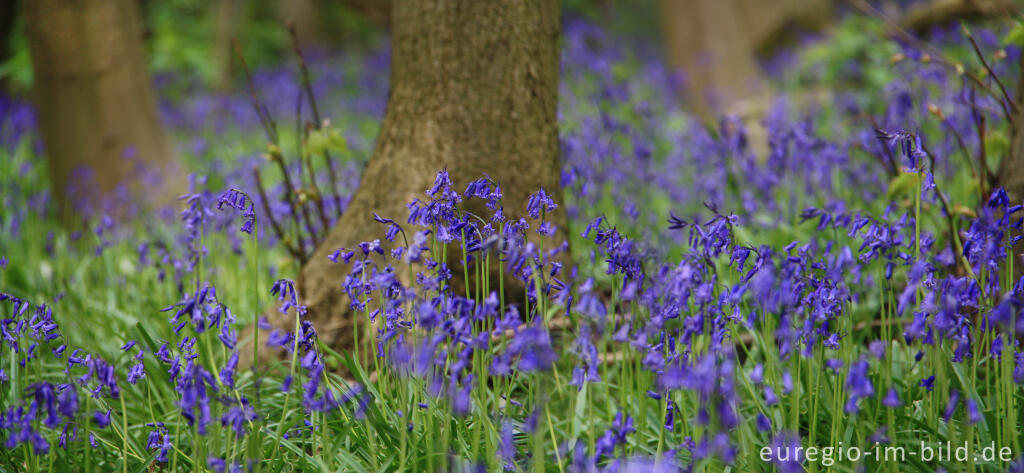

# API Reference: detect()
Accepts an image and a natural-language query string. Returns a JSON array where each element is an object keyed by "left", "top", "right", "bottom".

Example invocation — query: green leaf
[
  {"left": 887, "top": 172, "right": 921, "bottom": 200},
  {"left": 1003, "top": 21, "right": 1024, "bottom": 46},
  {"left": 305, "top": 125, "right": 348, "bottom": 157},
  {"left": 570, "top": 382, "right": 587, "bottom": 450},
  {"left": 985, "top": 130, "right": 1010, "bottom": 158}
]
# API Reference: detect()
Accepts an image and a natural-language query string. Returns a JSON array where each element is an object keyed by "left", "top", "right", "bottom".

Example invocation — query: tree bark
[
  {"left": 341, "top": 0, "right": 391, "bottom": 29},
  {"left": 212, "top": 0, "right": 240, "bottom": 90},
  {"left": 297, "top": 0, "right": 565, "bottom": 352},
  {"left": 738, "top": 0, "right": 834, "bottom": 54},
  {"left": 24, "top": 0, "right": 177, "bottom": 218},
  {"left": 660, "top": 0, "right": 768, "bottom": 122},
  {"left": 903, "top": 0, "right": 1019, "bottom": 34},
  {"left": 278, "top": 0, "right": 324, "bottom": 47}
]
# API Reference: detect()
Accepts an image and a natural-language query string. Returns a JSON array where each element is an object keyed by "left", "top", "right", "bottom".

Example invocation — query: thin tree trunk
[
  {"left": 297, "top": 0, "right": 565, "bottom": 351},
  {"left": 24, "top": 0, "right": 177, "bottom": 218}
]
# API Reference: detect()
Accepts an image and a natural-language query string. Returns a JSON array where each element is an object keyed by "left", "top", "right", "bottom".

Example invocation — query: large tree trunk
[
  {"left": 341, "top": 0, "right": 391, "bottom": 29},
  {"left": 24, "top": 0, "right": 177, "bottom": 218},
  {"left": 660, "top": 0, "right": 834, "bottom": 124},
  {"left": 903, "top": 0, "right": 1019, "bottom": 34},
  {"left": 738, "top": 0, "right": 833, "bottom": 54},
  {"left": 277, "top": 0, "right": 324, "bottom": 47},
  {"left": 660, "top": 0, "right": 768, "bottom": 122},
  {"left": 212, "top": 0, "right": 240, "bottom": 90},
  {"left": 297, "top": 0, "right": 565, "bottom": 352}
]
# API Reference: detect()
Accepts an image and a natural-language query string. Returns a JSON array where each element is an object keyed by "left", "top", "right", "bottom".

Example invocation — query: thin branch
[
  {"left": 288, "top": 23, "right": 345, "bottom": 218},
  {"left": 253, "top": 166, "right": 305, "bottom": 263},
  {"left": 235, "top": 37, "right": 321, "bottom": 257},
  {"left": 964, "top": 24, "right": 1018, "bottom": 117},
  {"left": 919, "top": 142, "right": 983, "bottom": 289},
  {"left": 232, "top": 39, "right": 278, "bottom": 144},
  {"left": 845, "top": 0, "right": 1013, "bottom": 122}
]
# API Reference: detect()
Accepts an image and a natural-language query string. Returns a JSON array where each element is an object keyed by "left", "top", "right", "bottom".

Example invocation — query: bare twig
[
  {"left": 253, "top": 166, "right": 305, "bottom": 263},
  {"left": 232, "top": 39, "right": 278, "bottom": 143},
  {"left": 288, "top": 23, "right": 345, "bottom": 218},
  {"left": 845, "top": 0, "right": 1013, "bottom": 122},
  {"left": 919, "top": 141, "right": 983, "bottom": 289},
  {"left": 235, "top": 37, "right": 321, "bottom": 258},
  {"left": 964, "top": 24, "right": 1018, "bottom": 118}
]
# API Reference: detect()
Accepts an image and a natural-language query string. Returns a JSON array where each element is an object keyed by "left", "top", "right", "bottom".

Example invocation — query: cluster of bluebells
[
  {"left": 328, "top": 170, "right": 570, "bottom": 422},
  {"left": 0, "top": 292, "right": 127, "bottom": 455},
  {"left": 216, "top": 188, "right": 256, "bottom": 235}
]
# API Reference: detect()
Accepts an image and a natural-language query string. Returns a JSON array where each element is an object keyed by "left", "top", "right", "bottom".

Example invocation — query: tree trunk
[
  {"left": 278, "top": 0, "right": 324, "bottom": 47},
  {"left": 738, "top": 0, "right": 834, "bottom": 54},
  {"left": 341, "top": 0, "right": 391, "bottom": 29},
  {"left": 212, "top": 0, "right": 240, "bottom": 90},
  {"left": 297, "top": 0, "right": 565, "bottom": 352},
  {"left": 24, "top": 0, "right": 177, "bottom": 218},
  {"left": 903, "top": 0, "right": 1019, "bottom": 34},
  {"left": 659, "top": 0, "right": 768, "bottom": 122}
]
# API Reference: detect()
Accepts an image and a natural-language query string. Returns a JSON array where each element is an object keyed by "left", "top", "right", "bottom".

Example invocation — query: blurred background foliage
[{"left": 0, "top": 0, "right": 665, "bottom": 95}]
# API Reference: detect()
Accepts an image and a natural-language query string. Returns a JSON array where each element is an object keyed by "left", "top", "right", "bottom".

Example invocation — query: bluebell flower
[
  {"left": 943, "top": 390, "right": 960, "bottom": 421},
  {"left": 94, "top": 409, "right": 112, "bottom": 428},
  {"left": 216, "top": 188, "right": 256, "bottom": 235},
  {"left": 526, "top": 189, "right": 558, "bottom": 219},
  {"left": 883, "top": 387, "right": 901, "bottom": 408},
  {"left": 844, "top": 359, "right": 874, "bottom": 413}
]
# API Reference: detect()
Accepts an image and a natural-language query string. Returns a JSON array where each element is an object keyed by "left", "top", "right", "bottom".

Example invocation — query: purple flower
[
  {"left": 270, "top": 279, "right": 305, "bottom": 315},
  {"left": 94, "top": 409, "right": 112, "bottom": 428},
  {"left": 883, "top": 387, "right": 901, "bottom": 408},
  {"left": 844, "top": 359, "right": 874, "bottom": 413},
  {"left": 943, "top": 390, "right": 960, "bottom": 421},
  {"left": 966, "top": 398, "right": 982, "bottom": 424},
  {"left": 526, "top": 188, "right": 558, "bottom": 219},
  {"left": 216, "top": 188, "right": 256, "bottom": 235},
  {"left": 920, "top": 375, "right": 936, "bottom": 392},
  {"left": 220, "top": 351, "right": 239, "bottom": 389}
]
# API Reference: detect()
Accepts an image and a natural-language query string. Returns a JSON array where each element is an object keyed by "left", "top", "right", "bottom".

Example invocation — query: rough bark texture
[
  {"left": 24, "top": 0, "right": 177, "bottom": 217},
  {"left": 297, "top": 0, "right": 565, "bottom": 352},
  {"left": 660, "top": 0, "right": 768, "bottom": 121}
]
